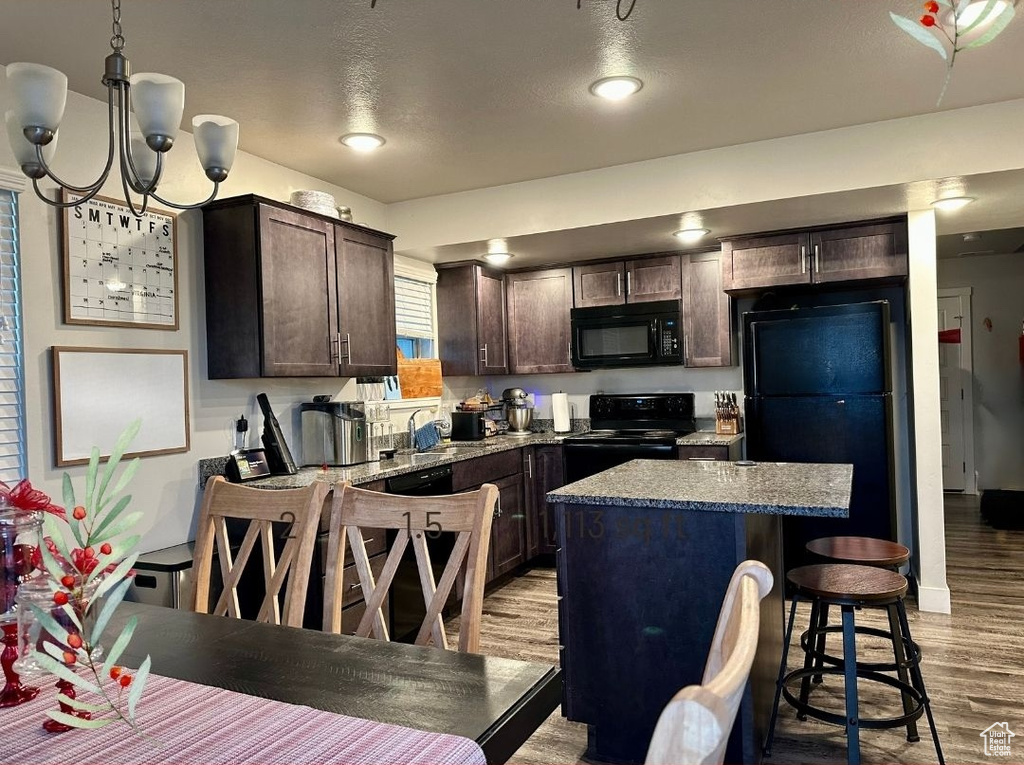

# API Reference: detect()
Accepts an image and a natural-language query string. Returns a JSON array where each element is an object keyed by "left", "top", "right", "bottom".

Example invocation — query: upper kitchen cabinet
[
  {"left": 722, "top": 218, "right": 908, "bottom": 294},
  {"left": 506, "top": 268, "right": 574, "bottom": 374},
  {"left": 682, "top": 251, "right": 732, "bottom": 368},
  {"left": 202, "top": 195, "right": 397, "bottom": 379},
  {"left": 573, "top": 255, "right": 681, "bottom": 307},
  {"left": 436, "top": 264, "right": 509, "bottom": 376},
  {"left": 335, "top": 226, "right": 397, "bottom": 377}
]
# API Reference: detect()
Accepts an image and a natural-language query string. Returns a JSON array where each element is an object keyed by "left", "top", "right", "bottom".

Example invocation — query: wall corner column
[{"left": 907, "top": 208, "right": 951, "bottom": 614}]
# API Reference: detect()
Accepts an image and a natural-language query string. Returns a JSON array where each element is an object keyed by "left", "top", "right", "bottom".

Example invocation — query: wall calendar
[{"left": 61, "top": 191, "right": 179, "bottom": 330}]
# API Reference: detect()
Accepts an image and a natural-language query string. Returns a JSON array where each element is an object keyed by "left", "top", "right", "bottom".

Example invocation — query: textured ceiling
[{"left": 2, "top": 1, "right": 1024, "bottom": 203}]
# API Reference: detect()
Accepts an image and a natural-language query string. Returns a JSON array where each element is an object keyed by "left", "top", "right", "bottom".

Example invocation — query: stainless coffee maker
[
  {"left": 501, "top": 388, "right": 533, "bottom": 436},
  {"left": 300, "top": 401, "right": 368, "bottom": 466}
]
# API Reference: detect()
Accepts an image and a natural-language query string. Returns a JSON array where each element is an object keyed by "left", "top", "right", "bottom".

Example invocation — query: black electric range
[{"left": 562, "top": 393, "right": 696, "bottom": 483}]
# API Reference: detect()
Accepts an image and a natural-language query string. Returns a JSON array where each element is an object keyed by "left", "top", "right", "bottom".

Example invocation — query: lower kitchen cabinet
[
  {"left": 677, "top": 442, "right": 742, "bottom": 462},
  {"left": 490, "top": 474, "right": 527, "bottom": 580},
  {"left": 525, "top": 445, "right": 566, "bottom": 557}
]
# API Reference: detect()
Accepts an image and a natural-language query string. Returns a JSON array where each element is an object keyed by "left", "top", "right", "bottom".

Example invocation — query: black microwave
[{"left": 570, "top": 299, "right": 683, "bottom": 369}]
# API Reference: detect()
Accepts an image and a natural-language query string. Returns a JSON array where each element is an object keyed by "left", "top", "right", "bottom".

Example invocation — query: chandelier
[{"left": 4, "top": 0, "right": 238, "bottom": 214}]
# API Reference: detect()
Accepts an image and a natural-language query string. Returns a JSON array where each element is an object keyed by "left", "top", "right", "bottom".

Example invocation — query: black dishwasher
[{"left": 386, "top": 463, "right": 457, "bottom": 642}]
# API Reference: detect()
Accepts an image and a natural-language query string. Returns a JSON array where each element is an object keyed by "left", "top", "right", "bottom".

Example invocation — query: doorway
[{"left": 937, "top": 288, "right": 976, "bottom": 494}]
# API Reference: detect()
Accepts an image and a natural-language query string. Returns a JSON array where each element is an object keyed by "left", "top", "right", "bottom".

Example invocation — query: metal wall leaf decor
[{"left": 891, "top": 0, "right": 1016, "bottom": 104}]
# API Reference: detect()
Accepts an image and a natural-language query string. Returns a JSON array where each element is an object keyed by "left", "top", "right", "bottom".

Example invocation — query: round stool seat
[
  {"left": 787, "top": 563, "right": 908, "bottom": 604},
  {"left": 807, "top": 535, "right": 910, "bottom": 567}
]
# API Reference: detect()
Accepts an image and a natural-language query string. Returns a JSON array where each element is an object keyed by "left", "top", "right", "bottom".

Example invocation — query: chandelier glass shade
[{"left": 3, "top": 0, "right": 238, "bottom": 214}]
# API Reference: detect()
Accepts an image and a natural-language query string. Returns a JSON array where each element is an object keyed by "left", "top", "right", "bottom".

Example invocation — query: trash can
[{"left": 126, "top": 542, "right": 198, "bottom": 610}]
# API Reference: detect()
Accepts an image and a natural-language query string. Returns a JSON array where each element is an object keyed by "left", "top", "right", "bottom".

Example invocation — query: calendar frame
[{"left": 60, "top": 190, "right": 179, "bottom": 330}]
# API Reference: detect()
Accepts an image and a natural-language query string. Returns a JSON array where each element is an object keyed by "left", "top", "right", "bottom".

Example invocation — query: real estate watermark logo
[{"left": 981, "top": 723, "right": 1016, "bottom": 757}]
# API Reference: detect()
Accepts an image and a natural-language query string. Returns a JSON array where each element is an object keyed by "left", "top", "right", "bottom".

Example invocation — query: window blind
[
  {"left": 395, "top": 275, "right": 434, "bottom": 340},
  {"left": 0, "top": 190, "right": 26, "bottom": 484}
]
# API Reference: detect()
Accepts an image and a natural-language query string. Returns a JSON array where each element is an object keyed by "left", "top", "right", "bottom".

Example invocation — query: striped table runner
[{"left": 4, "top": 673, "right": 487, "bottom": 764}]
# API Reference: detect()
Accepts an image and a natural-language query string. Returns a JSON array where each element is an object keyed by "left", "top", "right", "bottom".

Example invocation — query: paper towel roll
[{"left": 552, "top": 392, "right": 571, "bottom": 433}]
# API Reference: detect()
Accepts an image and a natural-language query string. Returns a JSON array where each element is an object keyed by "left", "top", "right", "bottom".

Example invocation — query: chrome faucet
[{"left": 408, "top": 408, "right": 431, "bottom": 450}]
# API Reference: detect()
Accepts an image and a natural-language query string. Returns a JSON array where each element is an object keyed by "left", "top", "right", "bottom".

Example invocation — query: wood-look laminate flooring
[{"left": 448, "top": 494, "right": 1023, "bottom": 764}]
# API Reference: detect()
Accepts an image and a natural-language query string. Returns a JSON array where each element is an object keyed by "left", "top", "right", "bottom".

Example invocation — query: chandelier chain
[{"left": 110, "top": 0, "right": 125, "bottom": 52}]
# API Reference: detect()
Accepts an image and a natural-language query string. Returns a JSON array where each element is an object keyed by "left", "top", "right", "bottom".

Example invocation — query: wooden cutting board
[{"left": 396, "top": 348, "right": 443, "bottom": 399}]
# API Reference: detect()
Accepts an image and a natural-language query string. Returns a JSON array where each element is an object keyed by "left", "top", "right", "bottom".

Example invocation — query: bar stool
[
  {"left": 804, "top": 536, "right": 916, "bottom": 737},
  {"left": 763, "top": 564, "right": 944, "bottom": 765}
]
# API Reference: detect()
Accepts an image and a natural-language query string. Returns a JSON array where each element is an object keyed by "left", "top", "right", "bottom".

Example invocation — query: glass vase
[{"left": 0, "top": 506, "right": 43, "bottom": 706}]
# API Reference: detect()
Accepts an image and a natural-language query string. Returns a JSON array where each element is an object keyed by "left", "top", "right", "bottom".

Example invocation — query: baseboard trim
[{"left": 916, "top": 582, "right": 952, "bottom": 614}]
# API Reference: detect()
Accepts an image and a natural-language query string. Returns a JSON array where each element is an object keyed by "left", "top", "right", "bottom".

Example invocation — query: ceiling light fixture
[
  {"left": 931, "top": 196, "right": 976, "bottom": 212},
  {"left": 340, "top": 133, "right": 386, "bottom": 153},
  {"left": 3, "top": 0, "right": 238, "bottom": 214},
  {"left": 589, "top": 76, "right": 643, "bottom": 101},
  {"left": 673, "top": 228, "right": 710, "bottom": 244},
  {"left": 483, "top": 252, "right": 514, "bottom": 265}
]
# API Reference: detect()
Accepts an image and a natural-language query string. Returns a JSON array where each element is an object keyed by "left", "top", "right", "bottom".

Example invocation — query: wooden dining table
[{"left": 99, "top": 602, "right": 562, "bottom": 764}]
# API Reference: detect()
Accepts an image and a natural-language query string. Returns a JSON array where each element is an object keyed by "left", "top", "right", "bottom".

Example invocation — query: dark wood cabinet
[
  {"left": 625, "top": 255, "right": 682, "bottom": 303},
  {"left": 202, "top": 195, "right": 397, "bottom": 379},
  {"left": 525, "top": 445, "right": 565, "bottom": 558},
  {"left": 573, "top": 255, "right": 681, "bottom": 308},
  {"left": 507, "top": 268, "right": 574, "bottom": 374},
  {"left": 721, "top": 231, "right": 810, "bottom": 293},
  {"left": 490, "top": 473, "right": 527, "bottom": 580},
  {"left": 573, "top": 261, "right": 625, "bottom": 308},
  {"left": 335, "top": 226, "right": 397, "bottom": 377},
  {"left": 722, "top": 219, "right": 908, "bottom": 294},
  {"left": 810, "top": 222, "right": 908, "bottom": 284},
  {"left": 682, "top": 251, "right": 732, "bottom": 368},
  {"left": 677, "top": 441, "right": 742, "bottom": 462},
  {"left": 436, "top": 264, "right": 509, "bottom": 376}
]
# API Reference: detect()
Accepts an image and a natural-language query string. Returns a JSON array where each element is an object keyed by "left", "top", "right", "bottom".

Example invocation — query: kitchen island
[{"left": 546, "top": 459, "right": 853, "bottom": 765}]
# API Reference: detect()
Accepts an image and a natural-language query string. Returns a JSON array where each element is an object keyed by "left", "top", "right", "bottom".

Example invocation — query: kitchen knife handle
[{"left": 800, "top": 245, "right": 807, "bottom": 274}]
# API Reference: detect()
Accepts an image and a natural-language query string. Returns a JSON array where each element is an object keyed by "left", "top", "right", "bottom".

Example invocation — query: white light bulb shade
[
  {"left": 129, "top": 73, "right": 185, "bottom": 142},
  {"left": 931, "top": 196, "right": 975, "bottom": 212},
  {"left": 128, "top": 122, "right": 159, "bottom": 185},
  {"left": 192, "top": 115, "right": 239, "bottom": 173},
  {"left": 5, "top": 63, "right": 68, "bottom": 132},
  {"left": 674, "top": 228, "right": 710, "bottom": 243},
  {"left": 5, "top": 110, "right": 57, "bottom": 166},
  {"left": 483, "top": 252, "right": 513, "bottom": 264}
]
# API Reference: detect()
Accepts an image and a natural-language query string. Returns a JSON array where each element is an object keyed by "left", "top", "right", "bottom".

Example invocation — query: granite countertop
[
  {"left": 546, "top": 459, "right": 852, "bottom": 517},
  {"left": 676, "top": 431, "right": 744, "bottom": 447},
  {"left": 233, "top": 431, "right": 571, "bottom": 490}
]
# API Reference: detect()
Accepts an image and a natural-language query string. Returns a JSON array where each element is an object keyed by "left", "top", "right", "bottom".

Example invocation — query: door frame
[{"left": 937, "top": 287, "right": 976, "bottom": 494}]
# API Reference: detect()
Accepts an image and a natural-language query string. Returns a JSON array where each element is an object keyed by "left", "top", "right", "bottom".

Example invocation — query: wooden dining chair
[
  {"left": 645, "top": 559, "right": 774, "bottom": 765},
  {"left": 192, "top": 476, "right": 328, "bottom": 628},
  {"left": 323, "top": 481, "right": 497, "bottom": 653}
]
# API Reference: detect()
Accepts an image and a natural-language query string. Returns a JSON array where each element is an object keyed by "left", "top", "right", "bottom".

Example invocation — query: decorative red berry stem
[
  {"left": 42, "top": 678, "right": 91, "bottom": 733},
  {"left": 0, "top": 621, "right": 40, "bottom": 707}
]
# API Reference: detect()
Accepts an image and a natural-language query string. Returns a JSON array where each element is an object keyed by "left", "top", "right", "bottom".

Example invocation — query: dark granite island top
[
  {"left": 547, "top": 459, "right": 853, "bottom": 517},
  {"left": 546, "top": 459, "right": 852, "bottom": 765}
]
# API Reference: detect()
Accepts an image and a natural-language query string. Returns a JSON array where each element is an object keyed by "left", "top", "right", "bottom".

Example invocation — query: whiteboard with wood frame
[{"left": 52, "top": 347, "right": 190, "bottom": 466}]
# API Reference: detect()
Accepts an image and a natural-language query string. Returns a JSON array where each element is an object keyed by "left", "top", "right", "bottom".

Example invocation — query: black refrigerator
[{"left": 743, "top": 301, "right": 897, "bottom": 572}]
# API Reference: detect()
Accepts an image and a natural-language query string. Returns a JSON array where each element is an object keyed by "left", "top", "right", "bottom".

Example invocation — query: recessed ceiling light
[
  {"left": 948, "top": 0, "right": 1008, "bottom": 29},
  {"left": 340, "top": 133, "right": 386, "bottom": 152},
  {"left": 483, "top": 252, "right": 514, "bottom": 265},
  {"left": 931, "top": 196, "right": 975, "bottom": 212},
  {"left": 673, "top": 228, "right": 710, "bottom": 244},
  {"left": 589, "top": 76, "right": 643, "bottom": 101}
]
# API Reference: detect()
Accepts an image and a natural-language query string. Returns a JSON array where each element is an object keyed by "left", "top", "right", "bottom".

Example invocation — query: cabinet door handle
[
  {"left": 626, "top": 270, "right": 631, "bottom": 296},
  {"left": 687, "top": 457, "right": 716, "bottom": 461},
  {"left": 348, "top": 583, "right": 362, "bottom": 591},
  {"left": 814, "top": 244, "right": 821, "bottom": 274},
  {"left": 567, "top": 339, "right": 572, "bottom": 362},
  {"left": 339, "top": 333, "right": 351, "bottom": 361},
  {"left": 616, "top": 273, "right": 621, "bottom": 296},
  {"left": 526, "top": 454, "right": 533, "bottom": 478},
  {"left": 800, "top": 245, "right": 807, "bottom": 274},
  {"left": 494, "top": 495, "right": 502, "bottom": 519},
  {"left": 331, "top": 333, "right": 341, "bottom": 363},
  {"left": 479, "top": 344, "right": 488, "bottom": 367}
]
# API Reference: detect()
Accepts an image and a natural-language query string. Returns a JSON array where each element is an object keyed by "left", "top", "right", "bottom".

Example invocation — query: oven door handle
[{"left": 563, "top": 443, "right": 677, "bottom": 455}]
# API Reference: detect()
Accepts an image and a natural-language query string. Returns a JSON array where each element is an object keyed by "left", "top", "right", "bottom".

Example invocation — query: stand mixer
[{"left": 501, "top": 388, "right": 534, "bottom": 436}]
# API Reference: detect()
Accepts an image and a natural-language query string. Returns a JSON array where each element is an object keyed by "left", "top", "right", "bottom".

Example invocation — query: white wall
[
  {"left": 938, "top": 253, "right": 1024, "bottom": 490},
  {"left": 1, "top": 68, "right": 386, "bottom": 552}
]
